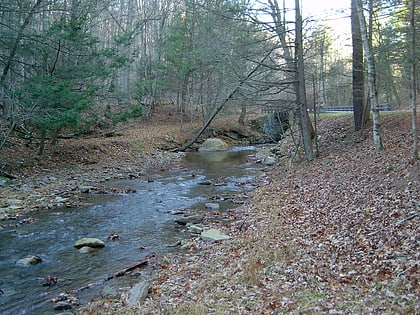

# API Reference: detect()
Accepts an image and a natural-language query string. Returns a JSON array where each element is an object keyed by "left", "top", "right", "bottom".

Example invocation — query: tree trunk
[
  {"left": 268, "top": 0, "right": 314, "bottom": 160},
  {"left": 238, "top": 103, "right": 246, "bottom": 126},
  {"left": 409, "top": 0, "right": 418, "bottom": 161},
  {"left": 295, "top": 0, "right": 314, "bottom": 161},
  {"left": 351, "top": 0, "right": 364, "bottom": 131},
  {"left": 356, "top": 0, "right": 383, "bottom": 152}
]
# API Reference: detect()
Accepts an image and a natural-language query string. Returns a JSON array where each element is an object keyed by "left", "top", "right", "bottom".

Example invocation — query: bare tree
[
  {"left": 265, "top": 0, "right": 314, "bottom": 160},
  {"left": 355, "top": 0, "right": 383, "bottom": 152}
]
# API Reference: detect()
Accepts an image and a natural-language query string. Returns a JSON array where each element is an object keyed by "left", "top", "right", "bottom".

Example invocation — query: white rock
[{"left": 201, "top": 228, "right": 230, "bottom": 241}]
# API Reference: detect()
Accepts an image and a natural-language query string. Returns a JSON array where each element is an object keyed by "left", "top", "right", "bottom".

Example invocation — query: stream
[{"left": 0, "top": 146, "right": 264, "bottom": 314}]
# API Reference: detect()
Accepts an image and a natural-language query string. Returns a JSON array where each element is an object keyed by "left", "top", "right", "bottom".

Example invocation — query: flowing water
[{"left": 0, "top": 146, "right": 263, "bottom": 314}]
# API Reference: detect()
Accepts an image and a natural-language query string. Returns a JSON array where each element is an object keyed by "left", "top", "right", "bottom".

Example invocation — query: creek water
[{"left": 0, "top": 146, "right": 263, "bottom": 314}]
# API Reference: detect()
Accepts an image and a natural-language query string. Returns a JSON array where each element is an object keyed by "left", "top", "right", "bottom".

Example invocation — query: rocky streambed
[{"left": 0, "top": 145, "right": 274, "bottom": 314}]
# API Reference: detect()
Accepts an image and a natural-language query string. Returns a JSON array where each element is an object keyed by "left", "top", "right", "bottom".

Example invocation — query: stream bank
[
  {"left": 78, "top": 113, "right": 419, "bottom": 315},
  {"left": 1, "top": 142, "right": 273, "bottom": 314}
]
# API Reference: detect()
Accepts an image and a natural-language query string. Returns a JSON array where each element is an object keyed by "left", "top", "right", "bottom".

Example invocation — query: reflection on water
[
  {"left": 0, "top": 147, "right": 261, "bottom": 314},
  {"left": 182, "top": 146, "right": 256, "bottom": 178}
]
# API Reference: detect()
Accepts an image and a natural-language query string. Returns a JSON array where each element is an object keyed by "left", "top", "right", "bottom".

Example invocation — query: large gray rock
[
  {"left": 127, "top": 281, "right": 150, "bottom": 307},
  {"left": 0, "top": 177, "right": 8, "bottom": 186},
  {"left": 74, "top": 238, "right": 105, "bottom": 249},
  {"left": 198, "top": 138, "right": 228, "bottom": 152},
  {"left": 101, "top": 285, "right": 119, "bottom": 298},
  {"left": 201, "top": 228, "right": 230, "bottom": 241},
  {"left": 187, "top": 224, "right": 203, "bottom": 234}
]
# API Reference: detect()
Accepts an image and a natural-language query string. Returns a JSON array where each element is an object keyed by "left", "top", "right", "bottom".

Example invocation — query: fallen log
[{"left": 114, "top": 259, "right": 148, "bottom": 277}]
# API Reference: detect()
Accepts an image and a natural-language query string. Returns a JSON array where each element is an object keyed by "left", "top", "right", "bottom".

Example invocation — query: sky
[
  {"left": 299, "top": 0, "right": 352, "bottom": 54},
  {"left": 253, "top": 0, "right": 353, "bottom": 55}
]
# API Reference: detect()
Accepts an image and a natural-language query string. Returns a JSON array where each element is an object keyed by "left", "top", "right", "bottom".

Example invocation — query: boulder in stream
[
  {"left": 74, "top": 238, "right": 105, "bottom": 249},
  {"left": 198, "top": 138, "right": 228, "bottom": 152},
  {"left": 263, "top": 155, "right": 276, "bottom": 166}
]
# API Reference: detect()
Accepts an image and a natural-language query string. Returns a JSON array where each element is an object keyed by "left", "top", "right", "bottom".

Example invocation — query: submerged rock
[
  {"left": 74, "top": 238, "right": 105, "bottom": 249},
  {"left": 15, "top": 255, "right": 43, "bottom": 267},
  {"left": 54, "top": 301, "right": 73, "bottom": 311}
]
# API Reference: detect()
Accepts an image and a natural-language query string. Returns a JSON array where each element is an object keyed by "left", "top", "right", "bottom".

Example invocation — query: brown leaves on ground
[
  {"left": 96, "top": 113, "right": 417, "bottom": 315},
  {"left": 5, "top": 110, "right": 417, "bottom": 314}
]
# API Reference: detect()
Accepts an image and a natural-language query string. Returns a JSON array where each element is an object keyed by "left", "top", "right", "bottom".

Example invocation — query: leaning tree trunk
[
  {"left": 177, "top": 51, "right": 272, "bottom": 151},
  {"left": 356, "top": 0, "right": 383, "bottom": 152}
]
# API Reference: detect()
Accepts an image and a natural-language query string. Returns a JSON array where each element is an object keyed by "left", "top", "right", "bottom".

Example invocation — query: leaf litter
[
  {"left": 3, "top": 112, "right": 417, "bottom": 314},
  {"left": 121, "top": 113, "right": 417, "bottom": 315}
]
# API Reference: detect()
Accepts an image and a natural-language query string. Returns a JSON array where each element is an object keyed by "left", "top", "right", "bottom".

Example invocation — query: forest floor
[{"left": 1, "top": 108, "right": 419, "bottom": 314}]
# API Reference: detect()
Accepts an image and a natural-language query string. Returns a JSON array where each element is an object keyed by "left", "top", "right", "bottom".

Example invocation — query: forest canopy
[{"left": 0, "top": 0, "right": 417, "bottom": 157}]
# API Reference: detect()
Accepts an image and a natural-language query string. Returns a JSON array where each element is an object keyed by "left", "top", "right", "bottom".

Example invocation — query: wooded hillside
[{"left": 0, "top": 0, "right": 418, "bottom": 160}]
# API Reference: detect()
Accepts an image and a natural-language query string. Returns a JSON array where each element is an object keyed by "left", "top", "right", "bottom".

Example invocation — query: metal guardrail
[
  {"left": 261, "top": 103, "right": 393, "bottom": 113},
  {"left": 321, "top": 103, "right": 392, "bottom": 112}
]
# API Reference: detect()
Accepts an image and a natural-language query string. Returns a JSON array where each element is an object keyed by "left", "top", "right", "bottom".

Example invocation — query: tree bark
[
  {"left": 356, "top": 0, "right": 383, "bottom": 152},
  {"left": 295, "top": 0, "right": 314, "bottom": 160},
  {"left": 409, "top": 0, "right": 418, "bottom": 161},
  {"left": 351, "top": 0, "right": 364, "bottom": 131}
]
